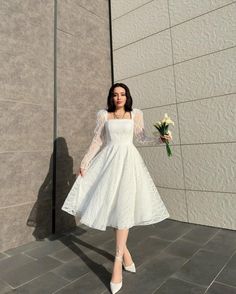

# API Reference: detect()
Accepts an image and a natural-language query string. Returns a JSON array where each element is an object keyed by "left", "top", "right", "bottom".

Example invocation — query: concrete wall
[
  {"left": 110, "top": 0, "right": 236, "bottom": 230},
  {"left": 0, "top": 0, "right": 111, "bottom": 251}
]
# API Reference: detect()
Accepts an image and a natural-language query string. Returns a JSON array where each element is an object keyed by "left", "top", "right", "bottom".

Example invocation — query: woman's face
[{"left": 113, "top": 87, "right": 127, "bottom": 109}]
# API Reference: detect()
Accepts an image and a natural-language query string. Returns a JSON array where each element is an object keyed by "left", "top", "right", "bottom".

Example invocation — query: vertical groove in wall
[
  {"left": 108, "top": 0, "right": 114, "bottom": 85},
  {"left": 52, "top": 0, "right": 57, "bottom": 234},
  {"left": 166, "top": 0, "right": 189, "bottom": 222}
]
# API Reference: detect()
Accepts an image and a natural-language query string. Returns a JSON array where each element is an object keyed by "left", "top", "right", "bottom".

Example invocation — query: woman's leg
[
  {"left": 111, "top": 228, "right": 129, "bottom": 283},
  {"left": 123, "top": 242, "right": 134, "bottom": 267}
]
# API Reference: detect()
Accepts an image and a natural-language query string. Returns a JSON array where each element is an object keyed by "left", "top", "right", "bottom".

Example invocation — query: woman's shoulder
[
  {"left": 96, "top": 109, "right": 107, "bottom": 116},
  {"left": 132, "top": 108, "right": 143, "bottom": 116},
  {"left": 95, "top": 109, "right": 107, "bottom": 122}
]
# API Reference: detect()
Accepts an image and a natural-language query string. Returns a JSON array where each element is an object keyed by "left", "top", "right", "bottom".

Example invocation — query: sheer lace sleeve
[
  {"left": 133, "top": 108, "right": 163, "bottom": 145},
  {"left": 80, "top": 109, "right": 106, "bottom": 170}
]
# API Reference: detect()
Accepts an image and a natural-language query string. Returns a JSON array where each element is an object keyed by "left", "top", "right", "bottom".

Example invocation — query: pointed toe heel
[
  {"left": 123, "top": 261, "right": 136, "bottom": 273},
  {"left": 110, "top": 254, "right": 123, "bottom": 293},
  {"left": 110, "top": 280, "right": 123, "bottom": 294}
]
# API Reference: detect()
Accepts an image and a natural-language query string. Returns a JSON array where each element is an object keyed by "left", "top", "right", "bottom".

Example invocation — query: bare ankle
[{"left": 115, "top": 246, "right": 124, "bottom": 258}]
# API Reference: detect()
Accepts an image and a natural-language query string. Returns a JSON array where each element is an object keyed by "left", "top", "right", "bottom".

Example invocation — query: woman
[{"left": 61, "top": 83, "right": 172, "bottom": 293}]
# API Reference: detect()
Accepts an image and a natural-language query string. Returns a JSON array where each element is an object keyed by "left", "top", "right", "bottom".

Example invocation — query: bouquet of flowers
[{"left": 153, "top": 113, "right": 174, "bottom": 157}]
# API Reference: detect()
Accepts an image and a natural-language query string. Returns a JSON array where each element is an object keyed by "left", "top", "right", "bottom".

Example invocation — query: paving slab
[{"left": 0, "top": 220, "right": 235, "bottom": 294}]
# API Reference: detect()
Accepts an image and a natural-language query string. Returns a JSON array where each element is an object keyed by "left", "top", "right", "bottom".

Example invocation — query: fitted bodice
[
  {"left": 105, "top": 119, "right": 134, "bottom": 145},
  {"left": 79, "top": 108, "right": 162, "bottom": 171}
]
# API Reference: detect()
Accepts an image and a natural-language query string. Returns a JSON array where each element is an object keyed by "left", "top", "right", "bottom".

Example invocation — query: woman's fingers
[{"left": 162, "top": 134, "right": 172, "bottom": 141}]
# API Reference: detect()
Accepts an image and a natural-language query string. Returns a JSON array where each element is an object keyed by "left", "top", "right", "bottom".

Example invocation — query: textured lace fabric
[
  {"left": 80, "top": 109, "right": 106, "bottom": 171},
  {"left": 133, "top": 108, "right": 163, "bottom": 145},
  {"left": 80, "top": 108, "right": 163, "bottom": 171}
]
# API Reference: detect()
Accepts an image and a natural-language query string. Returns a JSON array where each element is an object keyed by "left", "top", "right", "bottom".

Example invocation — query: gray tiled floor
[{"left": 1, "top": 219, "right": 236, "bottom": 294}]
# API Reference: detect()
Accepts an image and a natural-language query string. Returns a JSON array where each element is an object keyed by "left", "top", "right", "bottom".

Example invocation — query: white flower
[{"left": 165, "top": 118, "right": 174, "bottom": 126}]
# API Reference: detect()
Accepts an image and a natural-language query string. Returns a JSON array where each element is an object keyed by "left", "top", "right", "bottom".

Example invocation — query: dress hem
[{"left": 62, "top": 209, "right": 170, "bottom": 231}]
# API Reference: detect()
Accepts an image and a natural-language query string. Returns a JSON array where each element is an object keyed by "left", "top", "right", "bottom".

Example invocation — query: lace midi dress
[{"left": 61, "top": 108, "right": 170, "bottom": 230}]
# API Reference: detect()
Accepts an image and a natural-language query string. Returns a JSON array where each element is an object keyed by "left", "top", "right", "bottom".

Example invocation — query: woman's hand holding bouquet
[{"left": 154, "top": 113, "right": 174, "bottom": 157}]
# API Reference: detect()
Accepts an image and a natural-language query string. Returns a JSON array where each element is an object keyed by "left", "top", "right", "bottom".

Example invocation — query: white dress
[{"left": 61, "top": 108, "right": 170, "bottom": 231}]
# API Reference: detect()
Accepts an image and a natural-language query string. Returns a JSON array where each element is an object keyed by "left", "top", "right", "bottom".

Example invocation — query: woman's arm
[
  {"left": 133, "top": 108, "right": 163, "bottom": 145},
  {"left": 80, "top": 109, "right": 106, "bottom": 171}
]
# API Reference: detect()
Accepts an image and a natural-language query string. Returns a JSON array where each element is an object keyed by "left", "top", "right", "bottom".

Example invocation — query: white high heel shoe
[
  {"left": 122, "top": 248, "right": 136, "bottom": 273},
  {"left": 110, "top": 255, "right": 123, "bottom": 294},
  {"left": 122, "top": 261, "right": 136, "bottom": 273}
]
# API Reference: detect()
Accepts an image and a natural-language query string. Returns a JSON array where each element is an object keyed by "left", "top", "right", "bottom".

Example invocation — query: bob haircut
[{"left": 106, "top": 83, "right": 133, "bottom": 113}]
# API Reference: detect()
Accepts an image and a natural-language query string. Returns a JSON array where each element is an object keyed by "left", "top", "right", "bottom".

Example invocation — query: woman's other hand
[
  {"left": 76, "top": 167, "right": 86, "bottom": 178},
  {"left": 160, "top": 133, "right": 172, "bottom": 143}
]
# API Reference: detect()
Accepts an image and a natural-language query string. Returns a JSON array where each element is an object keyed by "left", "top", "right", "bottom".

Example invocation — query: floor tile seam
[
  {"left": 174, "top": 244, "right": 228, "bottom": 271},
  {"left": 10, "top": 270, "right": 70, "bottom": 290},
  {"left": 4, "top": 271, "right": 51, "bottom": 290},
  {"left": 136, "top": 225, "right": 202, "bottom": 264},
  {"left": 22, "top": 251, "right": 47, "bottom": 261},
  {"left": 0, "top": 253, "right": 13, "bottom": 259},
  {"left": 152, "top": 222, "right": 204, "bottom": 250},
  {"left": 47, "top": 253, "right": 79, "bottom": 264},
  {"left": 0, "top": 253, "right": 38, "bottom": 280},
  {"left": 169, "top": 275, "right": 207, "bottom": 288},
  {"left": 198, "top": 227, "right": 234, "bottom": 249},
  {"left": 208, "top": 280, "right": 236, "bottom": 290},
  {"left": 49, "top": 269, "right": 72, "bottom": 283},
  {"left": 21, "top": 252, "right": 38, "bottom": 261},
  {"left": 133, "top": 249, "right": 204, "bottom": 293},
  {"left": 5, "top": 242, "right": 49, "bottom": 257},
  {"left": 180, "top": 227, "right": 221, "bottom": 247},
  {"left": 69, "top": 236, "right": 115, "bottom": 257},
  {"left": 143, "top": 230, "right": 223, "bottom": 281},
  {"left": 70, "top": 233, "right": 114, "bottom": 244},
  {"left": 0, "top": 278, "right": 15, "bottom": 291},
  {"left": 135, "top": 247, "right": 188, "bottom": 273},
  {"left": 51, "top": 271, "right": 90, "bottom": 294},
  {"left": 203, "top": 247, "right": 236, "bottom": 293},
  {"left": 152, "top": 223, "right": 193, "bottom": 246},
  {"left": 151, "top": 274, "right": 207, "bottom": 294},
  {"left": 20, "top": 240, "right": 70, "bottom": 258},
  {"left": 45, "top": 240, "right": 85, "bottom": 257}
]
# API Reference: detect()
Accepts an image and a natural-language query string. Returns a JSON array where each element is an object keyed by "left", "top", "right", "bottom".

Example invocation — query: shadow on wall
[{"left": 26, "top": 137, "right": 76, "bottom": 240}]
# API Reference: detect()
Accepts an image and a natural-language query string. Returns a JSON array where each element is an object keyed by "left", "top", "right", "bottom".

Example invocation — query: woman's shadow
[{"left": 26, "top": 137, "right": 77, "bottom": 240}]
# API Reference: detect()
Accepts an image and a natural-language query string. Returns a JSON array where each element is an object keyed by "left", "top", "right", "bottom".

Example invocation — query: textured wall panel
[
  {"left": 114, "top": 29, "right": 172, "bottom": 80},
  {"left": 182, "top": 143, "right": 236, "bottom": 193},
  {"left": 169, "top": 0, "right": 234, "bottom": 26},
  {"left": 0, "top": 53, "right": 54, "bottom": 104},
  {"left": 0, "top": 0, "right": 111, "bottom": 252},
  {"left": 175, "top": 46, "right": 236, "bottom": 102},
  {"left": 158, "top": 187, "right": 188, "bottom": 222},
  {"left": 76, "top": 0, "right": 109, "bottom": 19},
  {"left": 140, "top": 146, "right": 184, "bottom": 189},
  {"left": 187, "top": 190, "right": 236, "bottom": 230},
  {"left": 178, "top": 93, "right": 236, "bottom": 144},
  {"left": 119, "top": 66, "right": 175, "bottom": 108},
  {"left": 0, "top": 151, "right": 52, "bottom": 207},
  {"left": 111, "top": 0, "right": 236, "bottom": 230},
  {"left": 0, "top": 101, "right": 53, "bottom": 152},
  {"left": 0, "top": 2, "right": 54, "bottom": 64},
  {"left": 0, "top": 203, "right": 51, "bottom": 252},
  {"left": 112, "top": 0, "right": 169, "bottom": 49},
  {"left": 111, "top": 0, "right": 151, "bottom": 19},
  {"left": 56, "top": 0, "right": 111, "bottom": 236},
  {"left": 58, "top": 0, "right": 109, "bottom": 43},
  {"left": 172, "top": 2, "right": 236, "bottom": 63}
]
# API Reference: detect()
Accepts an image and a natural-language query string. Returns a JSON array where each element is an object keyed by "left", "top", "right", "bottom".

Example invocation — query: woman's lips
[{"left": 117, "top": 101, "right": 122, "bottom": 104}]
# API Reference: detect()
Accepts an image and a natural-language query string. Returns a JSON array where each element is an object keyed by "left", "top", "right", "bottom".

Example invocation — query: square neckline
[{"left": 105, "top": 109, "right": 134, "bottom": 122}]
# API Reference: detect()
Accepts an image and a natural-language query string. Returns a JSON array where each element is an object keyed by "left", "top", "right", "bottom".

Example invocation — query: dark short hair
[{"left": 106, "top": 83, "right": 133, "bottom": 112}]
